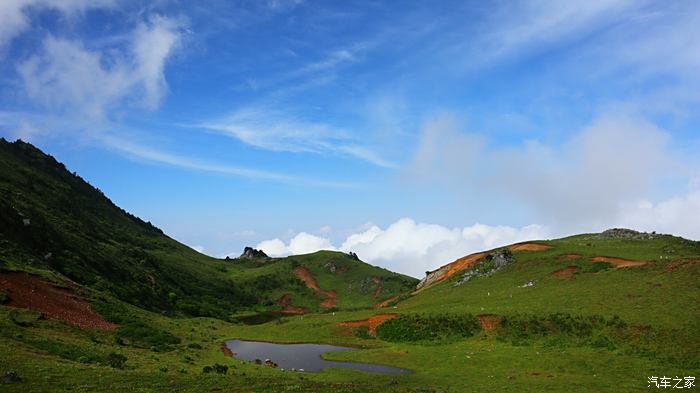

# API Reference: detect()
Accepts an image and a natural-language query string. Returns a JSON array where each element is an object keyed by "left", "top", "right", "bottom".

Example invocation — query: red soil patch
[
  {"left": 592, "top": 256, "right": 649, "bottom": 268},
  {"left": 478, "top": 314, "right": 503, "bottom": 332},
  {"left": 277, "top": 293, "right": 291, "bottom": 306},
  {"left": 0, "top": 272, "right": 117, "bottom": 330},
  {"left": 552, "top": 265, "right": 580, "bottom": 278},
  {"left": 320, "top": 290, "right": 337, "bottom": 308},
  {"left": 221, "top": 342, "right": 234, "bottom": 357},
  {"left": 293, "top": 266, "right": 337, "bottom": 308},
  {"left": 557, "top": 253, "right": 581, "bottom": 261},
  {"left": 509, "top": 242, "right": 552, "bottom": 252},
  {"left": 282, "top": 305, "right": 308, "bottom": 314},
  {"left": 338, "top": 313, "right": 398, "bottom": 336},
  {"left": 666, "top": 259, "right": 700, "bottom": 272},
  {"left": 294, "top": 266, "right": 320, "bottom": 292},
  {"left": 374, "top": 295, "right": 400, "bottom": 309}
]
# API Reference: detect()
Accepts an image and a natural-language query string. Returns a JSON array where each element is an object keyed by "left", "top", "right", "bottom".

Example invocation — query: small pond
[{"left": 225, "top": 339, "right": 411, "bottom": 375}]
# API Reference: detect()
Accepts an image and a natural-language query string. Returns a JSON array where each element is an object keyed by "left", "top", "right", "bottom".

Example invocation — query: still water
[{"left": 225, "top": 339, "right": 411, "bottom": 374}]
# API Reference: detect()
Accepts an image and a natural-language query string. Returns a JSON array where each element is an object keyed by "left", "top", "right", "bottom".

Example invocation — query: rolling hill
[
  {"left": 0, "top": 139, "right": 416, "bottom": 320},
  {"left": 0, "top": 138, "right": 698, "bottom": 392}
]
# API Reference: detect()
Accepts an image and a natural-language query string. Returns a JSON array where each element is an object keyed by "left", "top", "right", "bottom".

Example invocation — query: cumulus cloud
[
  {"left": 0, "top": 0, "right": 115, "bottom": 49},
  {"left": 615, "top": 192, "right": 700, "bottom": 240},
  {"left": 255, "top": 218, "right": 550, "bottom": 278},
  {"left": 17, "top": 15, "right": 184, "bottom": 119},
  {"left": 257, "top": 232, "right": 337, "bottom": 257},
  {"left": 405, "top": 113, "right": 698, "bottom": 233}
]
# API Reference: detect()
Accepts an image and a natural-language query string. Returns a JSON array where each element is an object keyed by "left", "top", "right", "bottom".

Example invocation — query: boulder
[{"left": 239, "top": 247, "right": 268, "bottom": 260}]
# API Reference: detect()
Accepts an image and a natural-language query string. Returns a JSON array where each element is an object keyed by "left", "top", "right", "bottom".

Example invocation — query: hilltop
[{"left": 0, "top": 139, "right": 416, "bottom": 321}]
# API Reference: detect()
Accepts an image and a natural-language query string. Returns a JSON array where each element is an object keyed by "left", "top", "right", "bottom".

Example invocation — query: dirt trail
[
  {"left": 551, "top": 266, "right": 580, "bottom": 278},
  {"left": 477, "top": 314, "right": 503, "bottom": 332},
  {"left": 592, "top": 256, "right": 649, "bottom": 268},
  {"left": 338, "top": 313, "right": 398, "bottom": 336},
  {"left": 509, "top": 242, "right": 552, "bottom": 251},
  {"left": 666, "top": 259, "right": 699, "bottom": 272},
  {"left": 0, "top": 272, "right": 117, "bottom": 330},
  {"left": 293, "top": 266, "right": 337, "bottom": 308},
  {"left": 374, "top": 295, "right": 400, "bottom": 308}
]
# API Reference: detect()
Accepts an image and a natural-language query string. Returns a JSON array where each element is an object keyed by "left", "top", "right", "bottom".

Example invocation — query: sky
[{"left": 1, "top": 0, "right": 699, "bottom": 278}]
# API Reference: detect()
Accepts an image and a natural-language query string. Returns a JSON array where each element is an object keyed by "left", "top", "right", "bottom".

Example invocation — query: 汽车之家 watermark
[{"left": 648, "top": 376, "right": 695, "bottom": 389}]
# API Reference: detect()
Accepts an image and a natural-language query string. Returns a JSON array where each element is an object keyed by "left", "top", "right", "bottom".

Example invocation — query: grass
[{"left": 1, "top": 139, "right": 699, "bottom": 391}]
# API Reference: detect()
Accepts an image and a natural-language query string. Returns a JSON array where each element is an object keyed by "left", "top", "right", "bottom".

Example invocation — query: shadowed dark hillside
[{"left": 0, "top": 138, "right": 255, "bottom": 317}]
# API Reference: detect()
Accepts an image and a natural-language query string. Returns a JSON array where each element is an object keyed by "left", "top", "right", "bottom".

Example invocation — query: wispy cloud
[
  {"left": 98, "top": 133, "right": 362, "bottom": 188},
  {"left": 0, "top": 0, "right": 116, "bottom": 50},
  {"left": 17, "top": 15, "right": 185, "bottom": 119},
  {"left": 200, "top": 106, "right": 397, "bottom": 168}
]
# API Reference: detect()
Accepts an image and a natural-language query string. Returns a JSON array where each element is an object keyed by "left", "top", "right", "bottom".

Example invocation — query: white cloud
[
  {"left": 201, "top": 107, "right": 397, "bottom": 168},
  {"left": 98, "top": 134, "right": 361, "bottom": 188},
  {"left": 255, "top": 218, "right": 551, "bottom": 277},
  {"left": 405, "top": 113, "right": 698, "bottom": 232},
  {"left": 0, "top": 0, "right": 115, "bottom": 49},
  {"left": 256, "top": 232, "right": 336, "bottom": 257},
  {"left": 616, "top": 192, "right": 700, "bottom": 240},
  {"left": 17, "top": 15, "right": 183, "bottom": 119}
]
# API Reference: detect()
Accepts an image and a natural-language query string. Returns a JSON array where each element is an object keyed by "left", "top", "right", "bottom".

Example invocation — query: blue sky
[{"left": 1, "top": 0, "right": 699, "bottom": 277}]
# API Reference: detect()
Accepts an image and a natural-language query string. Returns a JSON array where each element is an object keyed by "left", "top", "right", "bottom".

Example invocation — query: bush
[
  {"left": 354, "top": 326, "right": 374, "bottom": 339},
  {"left": 115, "top": 321, "right": 180, "bottom": 351},
  {"left": 106, "top": 352, "right": 127, "bottom": 369},
  {"left": 376, "top": 314, "right": 480, "bottom": 342}
]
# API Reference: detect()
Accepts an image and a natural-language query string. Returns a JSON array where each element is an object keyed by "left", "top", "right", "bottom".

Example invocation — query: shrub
[
  {"left": 354, "top": 326, "right": 374, "bottom": 339},
  {"left": 106, "top": 352, "right": 127, "bottom": 369},
  {"left": 187, "top": 343, "right": 202, "bottom": 349},
  {"left": 376, "top": 314, "right": 480, "bottom": 342},
  {"left": 115, "top": 321, "right": 180, "bottom": 351}
]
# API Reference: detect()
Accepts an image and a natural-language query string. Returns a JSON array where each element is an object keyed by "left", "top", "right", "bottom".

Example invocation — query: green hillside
[
  {"left": 229, "top": 250, "right": 417, "bottom": 313},
  {"left": 0, "top": 139, "right": 416, "bottom": 319},
  {"left": 1, "top": 139, "right": 698, "bottom": 392}
]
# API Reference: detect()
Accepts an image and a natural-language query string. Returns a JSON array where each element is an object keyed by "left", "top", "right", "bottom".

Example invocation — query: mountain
[{"left": 0, "top": 139, "right": 416, "bottom": 319}]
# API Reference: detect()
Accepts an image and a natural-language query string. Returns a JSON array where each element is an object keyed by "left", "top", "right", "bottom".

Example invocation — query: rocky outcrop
[
  {"left": 592, "top": 228, "right": 659, "bottom": 240},
  {"left": 453, "top": 249, "right": 513, "bottom": 287},
  {"left": 416, "top": 251, "right": 490, "bottom": 291},
  {"left": 239, "top": 247, "right": 268, "bottom": 260}
]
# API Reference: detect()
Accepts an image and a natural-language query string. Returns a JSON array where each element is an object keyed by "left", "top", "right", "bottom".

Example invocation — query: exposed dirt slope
[
  {"left": 509, "top": 242, "right": 552, "bottom": 251},
  {"left": 0, "top": 272, "right": 117, "bottom": 330},
  {"left": 416, "top": 251, "right": 489, "bottom": 291},
  {"left": 551, "top": 266, "right": 580, "bottom": 278},
  {"left": 374, "top": 295, "right": 400, "bottom": 308},
  {"left": 338, "top": 313, "right": 398, "bottom": 335},
  {"left": 293, "top": 266, "right": 337, "bottom": 308},
  {"left": 592, "top": 256, "right": 649, "bottom": 268}
]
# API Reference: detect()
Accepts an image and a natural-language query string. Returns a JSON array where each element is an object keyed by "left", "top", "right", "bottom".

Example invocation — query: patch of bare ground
[
  {"left": 293, "top": 266, "right": 337, "bottom": 308},
  {"left": 0, "top": 272, "right": 117, "bottom": 330},
  {"left": 551, "top": 265, "right": 580, "bottom": 278},
  {"left": 338, "top": 313, "right": 398, "bottom": 336},
  {"left": 591, "top": 256, "right": 649, "bottom": 268},
  {"left": 374, "top": 295, "right": 400, "bottom": 308},
  {"left": 557, "top": 253, "right": 581, "bottom": 260},
  {"left": 477, "top": 314, "right": 503, "bottom": 332},
  {"left": 509, "top": 242, "right": 552, "bottom": 251},
  {"left": 666, "top": 259, "right": 700, "bottom": 272}
]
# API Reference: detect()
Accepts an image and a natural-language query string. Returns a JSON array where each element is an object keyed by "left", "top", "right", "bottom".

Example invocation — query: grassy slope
[
  {"left": 1, "top": 139, "right": 699, "bottom": 392},
  {"left": 0, "top": 139, "right": 416, "bottom": 317},
  {"left": 229, "top": 251, "right": 418, "bottom": 311},
  {"left": 401, "top": 234, "right": 700, "bottom": 328},
  {"left": 3, "top": 233, "right": 697, "bottom": 392},
  {"left": 0, "top": 138, "right": 254, "bottom": 316}
]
